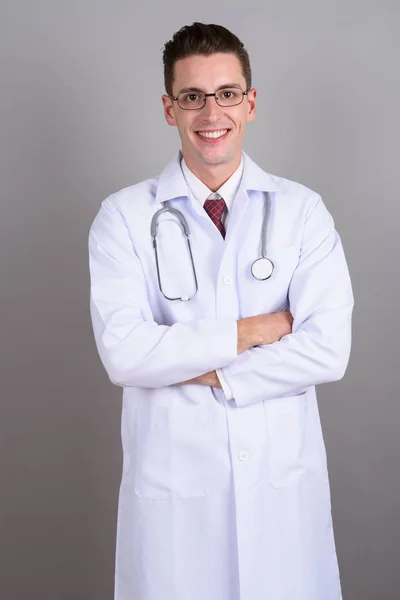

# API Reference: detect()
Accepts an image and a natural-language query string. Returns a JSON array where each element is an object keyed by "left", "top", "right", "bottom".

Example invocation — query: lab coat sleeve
[
  {"left": 219, "top": 194, "right": 354, "bottom": 407},
  {"left": 216, "top": 368, "right": 234, "bottom": 400},
  {"left": 88, "top": 198, "right": 238, "bottom": 388}
]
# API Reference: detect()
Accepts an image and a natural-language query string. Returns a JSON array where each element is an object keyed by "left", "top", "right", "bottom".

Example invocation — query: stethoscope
[{"left": 150, "top": 192, "right": 275, "bottom": 301}]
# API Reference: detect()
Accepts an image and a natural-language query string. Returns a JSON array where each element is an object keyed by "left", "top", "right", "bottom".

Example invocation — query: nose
[{"left": 200, "top": 95, "right": 223, "bottom": 120}]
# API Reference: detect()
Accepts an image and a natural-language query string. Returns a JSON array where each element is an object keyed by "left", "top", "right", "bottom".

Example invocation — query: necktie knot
[{"left": 203, "top": 193, "right": 227, "bottom": 238}]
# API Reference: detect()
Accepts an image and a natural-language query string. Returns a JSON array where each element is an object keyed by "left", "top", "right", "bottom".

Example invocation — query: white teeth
[{"left": 197, "top": 129, "right": 228, "bottom": 139}]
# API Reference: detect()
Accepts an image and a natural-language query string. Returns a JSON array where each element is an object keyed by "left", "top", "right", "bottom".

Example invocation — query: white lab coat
[{"left": 88, "top": 151, "right": 353, "bottom": 600}]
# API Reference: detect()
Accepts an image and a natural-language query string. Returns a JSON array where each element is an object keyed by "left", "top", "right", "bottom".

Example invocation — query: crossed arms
[
  {"left": 178, "top": 312, "right": 293, "bottom": 388},
  {"left": 89, "top": 195, "right": 354, "bottom": 407}
]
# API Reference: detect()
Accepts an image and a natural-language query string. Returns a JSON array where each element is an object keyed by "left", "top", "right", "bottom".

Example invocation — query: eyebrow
[{"left": 177, "top": 83, "right": 243, "bottom": 95}]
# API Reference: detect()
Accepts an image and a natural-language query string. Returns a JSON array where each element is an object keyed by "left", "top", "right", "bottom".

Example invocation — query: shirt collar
[
  {"left": 155, "top": 150, "right": 280, "bottom": 205},
  {"left": 181, "top": 156, "right": 243, "bottom": 212}
]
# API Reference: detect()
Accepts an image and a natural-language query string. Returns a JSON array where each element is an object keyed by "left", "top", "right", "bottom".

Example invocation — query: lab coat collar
[
  {"left": 155, "top": 150, "right": 280, "bottom": 204},
  {"left": 241, "top": 152, "right": 280, "bottom": 193}
]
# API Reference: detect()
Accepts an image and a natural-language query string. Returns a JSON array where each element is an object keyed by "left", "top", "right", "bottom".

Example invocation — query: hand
[
  {"left": 176, "top": 370, "right": 222, "bottom": 388},
  {"left": 256, "top": 311, "right": 293, "bottom": 345},
  {"left": 237, "top": 310, "right": 293, "bottom": 353}
]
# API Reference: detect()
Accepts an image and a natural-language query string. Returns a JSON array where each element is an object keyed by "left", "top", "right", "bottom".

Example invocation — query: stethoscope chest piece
[{"left": 251, "top": 257, "right": 274, "bottom": 280}]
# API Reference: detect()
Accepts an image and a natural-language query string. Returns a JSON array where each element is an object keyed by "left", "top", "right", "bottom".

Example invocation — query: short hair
[{"left": 163, "top": 22, "right": 252, "bottom": 96}]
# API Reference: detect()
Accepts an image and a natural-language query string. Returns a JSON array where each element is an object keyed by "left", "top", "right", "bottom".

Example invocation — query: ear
[
  {"left": 246, "top": 88, "right": 257, "bottom": 123},
  {"left": 162, "top": 94, "right": 177, "bottom": 126}
]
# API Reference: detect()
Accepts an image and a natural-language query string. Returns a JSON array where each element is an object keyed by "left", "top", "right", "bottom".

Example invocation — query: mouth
[{"left": 194, "top": 129, "right": 231, "bottom": 144}]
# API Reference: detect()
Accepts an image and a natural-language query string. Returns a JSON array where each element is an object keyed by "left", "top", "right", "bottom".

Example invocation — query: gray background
[{"left": 1, "top": 1, "right": 399, "bottom": 598}]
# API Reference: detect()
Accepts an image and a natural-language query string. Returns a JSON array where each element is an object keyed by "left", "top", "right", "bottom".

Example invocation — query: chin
[{"left": 199, "top": 149, "right": 235, "bottom": 166}]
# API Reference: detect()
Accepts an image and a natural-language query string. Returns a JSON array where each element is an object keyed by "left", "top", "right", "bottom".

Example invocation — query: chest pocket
[{"left": 134, "top": 405, "right": 212, "bottom": 500}]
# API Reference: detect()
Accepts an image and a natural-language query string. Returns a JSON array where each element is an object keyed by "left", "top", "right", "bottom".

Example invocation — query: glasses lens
[
  {"left": 216, "top": 88, "right": 244, "bottom": 107},
  {"left": 177, "top": 91, "right": 205, "bottom": 110}
]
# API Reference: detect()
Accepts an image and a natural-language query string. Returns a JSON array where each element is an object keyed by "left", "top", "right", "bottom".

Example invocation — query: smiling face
[{"left": 162, "top": 53, "right": 256, "bottom": 182}]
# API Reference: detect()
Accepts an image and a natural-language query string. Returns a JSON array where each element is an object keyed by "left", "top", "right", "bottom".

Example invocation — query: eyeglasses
[{"left": 170, "top": 88, "right": 249, "bottom": 110}]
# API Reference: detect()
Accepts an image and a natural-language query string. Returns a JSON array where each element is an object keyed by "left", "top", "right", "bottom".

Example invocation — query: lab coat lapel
[
  {"left": 225, "top": 153, "right": 280, "bottom": 241},
  {"left": 225, "top": 184, "right": 251, "bottom": 242}
]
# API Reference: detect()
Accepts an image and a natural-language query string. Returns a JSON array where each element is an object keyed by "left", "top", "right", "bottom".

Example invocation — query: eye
[
  {"left": 183, "top": 93, "right": 200, "bottom": 103},
  {"left": 215, "top": 89, "right": 241, "bottom": 103}
]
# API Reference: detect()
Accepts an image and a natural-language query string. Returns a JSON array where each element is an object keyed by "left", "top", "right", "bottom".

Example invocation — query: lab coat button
[
  {"left": 238, "top": 451, "right": 250, "bottom": 461},
  {"left": 223, "top": 276, "right": 233, "bottom": 285}
]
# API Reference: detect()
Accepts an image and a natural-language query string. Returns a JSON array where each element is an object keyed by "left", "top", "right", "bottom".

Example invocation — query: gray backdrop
[{"left": 1, "top": 1, "right": 399, "bottom": 599}]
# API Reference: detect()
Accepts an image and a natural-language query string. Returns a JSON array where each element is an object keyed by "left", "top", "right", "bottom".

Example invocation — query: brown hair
[{"left": 163, "top": 22, "right": 252, "bottom": 96}]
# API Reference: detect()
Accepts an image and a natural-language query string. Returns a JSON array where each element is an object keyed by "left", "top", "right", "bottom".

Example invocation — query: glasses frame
[{"left": 170, "top": 88, "right": 250, "bottom": 110}]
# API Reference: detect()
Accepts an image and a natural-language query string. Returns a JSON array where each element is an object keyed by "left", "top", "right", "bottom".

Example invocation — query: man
[{"left": 88, "top": 22, "right": 353, "bottom": 600}]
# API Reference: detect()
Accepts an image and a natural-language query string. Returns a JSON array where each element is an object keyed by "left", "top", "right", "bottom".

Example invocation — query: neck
[{"left": 183, "top": 153, "right": 242, "bottom": 192}]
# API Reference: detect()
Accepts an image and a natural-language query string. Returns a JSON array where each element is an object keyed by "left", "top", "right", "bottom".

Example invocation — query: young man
[{"left": 89, "top": 22, "right": 353, "bottom": 600}]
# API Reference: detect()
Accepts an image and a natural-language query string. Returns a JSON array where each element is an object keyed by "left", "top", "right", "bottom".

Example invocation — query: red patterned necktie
[{"left": 203, "top": 193, "right": 227, "bottom": 239}]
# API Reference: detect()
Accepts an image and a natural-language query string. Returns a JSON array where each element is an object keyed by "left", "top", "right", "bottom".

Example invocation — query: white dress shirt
[{"left": 181, "top": 156, "right": 243, "bottom": 400}]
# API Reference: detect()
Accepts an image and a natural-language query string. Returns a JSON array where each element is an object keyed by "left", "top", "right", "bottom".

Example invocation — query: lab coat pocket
[
  {"left": 264, "top": 393, "right": 307, "bottom": 488},
  {"left": 134, "top": 405, "right": 211, "bottom": 500}
]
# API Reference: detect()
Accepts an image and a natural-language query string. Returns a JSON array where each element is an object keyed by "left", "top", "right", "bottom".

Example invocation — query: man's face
[{"left": 162, "top": 53, "right": 256, "bottom": 169}]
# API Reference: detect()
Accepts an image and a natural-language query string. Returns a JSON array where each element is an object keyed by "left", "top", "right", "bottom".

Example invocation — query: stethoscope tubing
[{"left": 151, "top": 192, "right": 274, "bottom": 301}]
